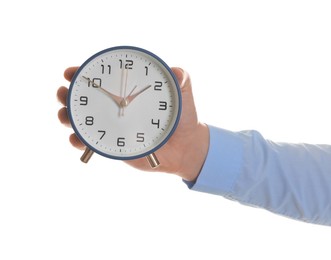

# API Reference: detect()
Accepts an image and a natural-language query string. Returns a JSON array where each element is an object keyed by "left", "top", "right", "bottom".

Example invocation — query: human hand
[{"left": 57, "top": 67, "right": 209, "bottom": 181}]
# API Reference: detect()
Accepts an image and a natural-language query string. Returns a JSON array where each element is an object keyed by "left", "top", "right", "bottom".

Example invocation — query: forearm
[{"left": 187, "top": 125, "right": 331, "bottom": 226}]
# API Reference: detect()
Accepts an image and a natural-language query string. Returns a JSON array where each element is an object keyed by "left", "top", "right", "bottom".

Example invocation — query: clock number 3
[{"left": 159, "top": 101, "right": 167, "bottom": 110}]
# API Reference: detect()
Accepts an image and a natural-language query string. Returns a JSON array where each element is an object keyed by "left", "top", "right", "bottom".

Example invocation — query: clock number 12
[{"left": 119, "top": 59, "right": 133, "bottom": 69}]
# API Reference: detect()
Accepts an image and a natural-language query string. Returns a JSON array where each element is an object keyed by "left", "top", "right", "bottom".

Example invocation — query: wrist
[{"left": 179, "top": 123, "right": 210, "bottom": 181}]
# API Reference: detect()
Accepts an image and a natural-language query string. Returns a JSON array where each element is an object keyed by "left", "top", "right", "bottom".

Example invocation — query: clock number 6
[{"left": 117, "top": 137, "right": 126, "bottom": 147}]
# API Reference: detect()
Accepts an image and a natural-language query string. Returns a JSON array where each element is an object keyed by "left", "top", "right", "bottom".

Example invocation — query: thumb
[
  {"left": 171, "top": 67, "right": 192, "bottom": 91},
  {"left": 170, "top": 67, "right": 198, "bottom": 130}
]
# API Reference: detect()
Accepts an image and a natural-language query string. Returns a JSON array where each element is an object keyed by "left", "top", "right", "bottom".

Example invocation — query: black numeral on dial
[
  {"left": 85, "top": 116, "right": 94, "bottom": 126},
  {"left": 80, "top": 96, "right": 88, "bottom": 105},
  {"left": 87, "top": 78, "right": 102, "bottom": 88},
  {"left": 154, "top": 81, "right": 162, "bottom": 91},
  {"left": 98, "top": 130, "right": 106, "bottom": 140},
  {"left": 136, "top": 133, "right": 145, "bottom": 142},
  {"left": 119, "top": 59, "right": 133, "bottom": 69},
  {"left": 159, "top": 101, "right": 167, "bottom": 110},
  {"left": 101, "top": 64, "right": 111, "bottom": 74},
  {"left": 151, "top": 119, "right": 160, "bottom": 128},
  {"left": 117, "top": 137, "right": 126, "bottom": 147}
]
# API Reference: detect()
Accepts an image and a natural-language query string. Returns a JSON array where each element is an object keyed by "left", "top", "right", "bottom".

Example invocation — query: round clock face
[{"left": 68, "top": 46, "right": 181, "bottom": 160}]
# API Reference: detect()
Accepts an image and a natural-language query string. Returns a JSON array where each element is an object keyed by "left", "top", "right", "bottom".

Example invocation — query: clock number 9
[{"left": 80, "top": 96, "right": 88, "bottom": 105}]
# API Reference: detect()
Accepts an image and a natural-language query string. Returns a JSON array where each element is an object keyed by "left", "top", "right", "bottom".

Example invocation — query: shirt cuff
[{"left": 184, "top": 125, "right": 244, "bottom": 197}]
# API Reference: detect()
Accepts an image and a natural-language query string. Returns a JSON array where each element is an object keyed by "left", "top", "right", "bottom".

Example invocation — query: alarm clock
[{"left": 67, "top": 46, "right": 182, "bottom": 168}]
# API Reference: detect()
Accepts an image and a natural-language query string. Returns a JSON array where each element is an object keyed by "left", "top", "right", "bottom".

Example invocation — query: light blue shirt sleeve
[{"left": 186, "top": 125, "right": 331, "bottom": 226}]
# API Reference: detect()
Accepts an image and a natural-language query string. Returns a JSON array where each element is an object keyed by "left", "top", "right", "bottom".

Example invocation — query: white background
[{"left": 1, "top": 0, "right": 331, "bottom": 259}]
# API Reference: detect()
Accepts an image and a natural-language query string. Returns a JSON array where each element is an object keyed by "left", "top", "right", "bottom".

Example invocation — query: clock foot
[
  {"left": 81, "top": 147, "right": 94, "bottom": 163},
  {"left": 146, "top": 153, "right": 160, "bottom": 168}
]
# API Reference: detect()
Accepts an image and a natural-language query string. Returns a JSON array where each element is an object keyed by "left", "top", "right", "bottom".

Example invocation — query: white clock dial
[{"left": 68, "top": 46, "right": 181, "bottom": 160}]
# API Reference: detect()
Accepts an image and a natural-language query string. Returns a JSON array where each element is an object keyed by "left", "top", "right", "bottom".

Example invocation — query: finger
[
  {"left": 64, "top": 67, "right": 79, "bottom": 82},
  {"left": 58, "top": 107, "right": 71, "bottom": 127},
  {"left": 172, "top": 67, "right": 184, "bottom": 85},
  {"left": 57, "top": 86, "right": 68, "bottom": 106},
  {"left": 69, "top": 133, "right": 86, "bottom": 150}
]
